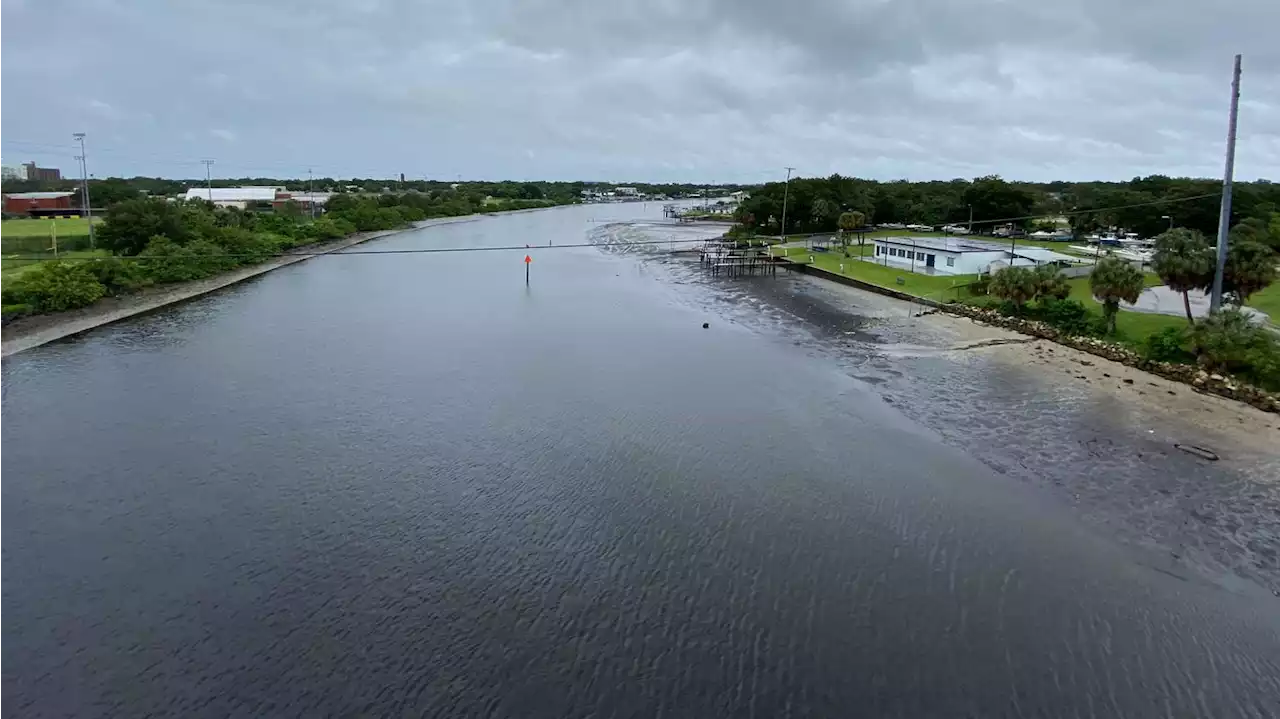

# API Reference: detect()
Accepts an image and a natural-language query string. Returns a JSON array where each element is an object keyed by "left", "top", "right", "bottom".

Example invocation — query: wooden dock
[{"left": 697, "top": 240, "right": 785, "bottom": 278}]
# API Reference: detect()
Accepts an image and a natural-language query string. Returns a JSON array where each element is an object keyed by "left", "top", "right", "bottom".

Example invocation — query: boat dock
[{"left": 697, "top": 239, "right": 791, "bottom": 278}]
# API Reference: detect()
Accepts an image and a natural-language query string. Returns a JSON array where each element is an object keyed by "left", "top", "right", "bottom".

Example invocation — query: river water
[{"left": 4, "top": 203, "right": 1279, "bottom": 717}]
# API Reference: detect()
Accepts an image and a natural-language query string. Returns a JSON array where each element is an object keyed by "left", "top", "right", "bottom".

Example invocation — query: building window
[{"left": 946, "top": 257, "right": 955, "bottom": 267}]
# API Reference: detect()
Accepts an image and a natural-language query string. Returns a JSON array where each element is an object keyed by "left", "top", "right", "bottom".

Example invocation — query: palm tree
[
  {"left": 1089, "top": 256, "right": 1145, "bottom": 334},
  {"left": 837, "top": 210, "right": 866, "bottom": 256},
  {"left": 1032, "top": 264, "right": 1071, "bottom": 301},
  {"left": 989, "top": 266, "right": 1037, "bottom": 311},
  {"left": 1151, "top": 228, "right": 1213, "bottom": 324}
]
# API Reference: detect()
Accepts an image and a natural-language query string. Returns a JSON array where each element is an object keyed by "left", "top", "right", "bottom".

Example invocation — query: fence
[{"left": 2, "top": 233, "right": 94, "bottom": 254}]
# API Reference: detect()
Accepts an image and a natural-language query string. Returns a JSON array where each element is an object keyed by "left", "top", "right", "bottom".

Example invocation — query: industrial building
[
  {"left": 182, "top": 187, "right": 332, "bottom": 212},
  {"left": 3, "top": 191, "right": 79, "bottom": 216},
  {"left": 24, "top": 162, "right": 62, "bottom": 182}
]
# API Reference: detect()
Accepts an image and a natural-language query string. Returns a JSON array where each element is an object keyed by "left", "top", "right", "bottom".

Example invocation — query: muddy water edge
[{"left": 642, "top": 244, "right": 1280, "bottom": 598}]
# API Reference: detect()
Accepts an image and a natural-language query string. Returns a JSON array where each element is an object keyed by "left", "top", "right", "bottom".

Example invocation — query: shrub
[
  {"left": 310, "top": 217, "right": 348, "bottom": 240},
  {"left": 137, "top": 236, "right": 233, "bottom": 284},
  {"left": 87, "top": 257, "right": 153, "bottom": 295},
  {"left": 966, "top": 274, "right": 990, "bottom": 297},
  {"left": 1, "top": 261, "right": 106, "bottom": 312},
  {"left": 1142, "top": 326, "right": 1193, "bottom": 363},
  {"left": 1037, "top": 297, "right": 1099, "bottom": 336},
  {"left": 212, "top": 227, "right": 276, "bottom": 264},
  {"left": 2, "top": 303, "right": 34, "bottom": 321},
  {"left": 1188, "top": 308, "right": 1277, "bottom": 378}
]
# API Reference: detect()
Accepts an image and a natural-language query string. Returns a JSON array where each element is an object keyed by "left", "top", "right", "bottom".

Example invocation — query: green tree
[
  {"left": 96, "top": 198, "right": 191, "bottom": 255},
  {"left": 1151, "top": 228, "right": 1214, "bottom": 324},
  {"left": 837, "top": 210, "right": 866, "bottom": 255},
  {"left": 988, "top": 266, "right": 1038, "bottom": 310},
  {"left": 809, "top": 198, "right": 835, "bottom": 231},
  {"left": 1229, "top": 214, "right": 1280, "bottom": 252},
  {"left": 1089, "top": 256, "right": 1145, "bottom": 334},
  {"left": 962, "top": 176, "right": 1035, "bottom": 232},
  {"left": 1223, "top": 241, "right": 1277, "bottom": 305}
]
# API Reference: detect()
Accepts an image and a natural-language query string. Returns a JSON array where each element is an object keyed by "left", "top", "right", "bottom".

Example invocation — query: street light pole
[
  {"left": 72, "top": 132, "right": 94, "bottom": 248},
  {"left": 967, "top": 204, "right": 973, "bottom": 233},
  {"left": 778, "top": 167, "right": 795, "bottom": 240},
  {"left": 1210, "top": 54, "right": 1242, "bottom": 313},
  {"left": 1161, "top": 215, "right": 1173, "bottom": 231},
  {"left": 201, "top": 159, "right": 215, "bottom": 202},
  {"left": 308, "top": 168, "right": 315, "bottom": 220}
]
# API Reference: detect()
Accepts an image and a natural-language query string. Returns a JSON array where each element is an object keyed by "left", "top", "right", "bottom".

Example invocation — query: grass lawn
[
  {"left": 1, "top": 217, "right": 99, "bottom": 237},
  {"left": 1246, "top": 283, "right": 1280, "bottom": 324},
  {"left": 777, "top": 245, "right": 974, "bottom": 301}
]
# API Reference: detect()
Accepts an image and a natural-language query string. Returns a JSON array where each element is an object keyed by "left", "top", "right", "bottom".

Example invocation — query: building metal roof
[
  {"left": 183, "top": 186, "right": 282, "bottom": 202},
  {"left": 874, "top": 236, "right": 1080, "bottom": 264},
  {"left": 3, "top": 191, "right": 78, "bottom": 200},
  {"left": 873, "top": 235, "right": 1009, "bottom": 253},
  {"left": 1010, "top": 247, "right": 1079, "bottom": 264}
]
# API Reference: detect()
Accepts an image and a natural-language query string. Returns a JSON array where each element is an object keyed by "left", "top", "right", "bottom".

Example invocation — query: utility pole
[
  {"left": 967, "top": 204, "right": 974, "bottom": 233},
  {"left": 1210, "top": 54, "right": 1241, "bottom": 313},
  {"left": 308, "top": 168, "right": 315, "bottom": 220},
  {"left": 778, "top": 167, "right": 795, "bottom": 240},
  {"left": 72, "top": 132, "right": 94, "bottom": 248},
  {"left": 201, "top": 159, "right": 215, "bottom": 202}
]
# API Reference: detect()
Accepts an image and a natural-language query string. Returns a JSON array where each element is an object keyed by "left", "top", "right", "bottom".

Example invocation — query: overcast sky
[{"left": 3, "top": 0, "right": 1278, "bottom": 183}]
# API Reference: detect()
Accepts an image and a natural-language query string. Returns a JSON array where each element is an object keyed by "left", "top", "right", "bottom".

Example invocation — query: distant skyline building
[{"left": 24, "top": 161, "right": 62, "bottom": 182}]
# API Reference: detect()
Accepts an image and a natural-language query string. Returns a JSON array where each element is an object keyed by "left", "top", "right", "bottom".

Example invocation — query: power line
[
  {"left": 3, "top": 191, "right": 1224, "bottom": 268},
  {"left": 1, "top": 236, "right": 719, "bottom": 264}
]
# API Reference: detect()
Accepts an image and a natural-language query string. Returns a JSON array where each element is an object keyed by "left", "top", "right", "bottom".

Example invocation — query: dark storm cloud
[{"left": 2, "top": 0, "right": 1276, "bottom": 182}]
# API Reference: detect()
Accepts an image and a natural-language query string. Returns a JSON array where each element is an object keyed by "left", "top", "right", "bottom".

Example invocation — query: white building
[
  {"left": 871, "top": 236, "right": 1077, "bottom": 276},
  {"left": 183, "top": 186, "right": 283, "bottom": 209},
  {"left": 613, "top": 186, "right": 639, "bottom": 196},
  {"left": 2, "top": 165, "right": 28, "bottom": 180}
]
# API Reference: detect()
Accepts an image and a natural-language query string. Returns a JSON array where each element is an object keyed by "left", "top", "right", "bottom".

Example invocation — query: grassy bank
[
  {"left": 777, "top": 251, "right": 1186, "bottom": 347},
  {"left": 778, "top": 247, "right": 974, "bottom": 302},
  {"left": 1246, "top": 283, "right": 1280, "bottom": 323}
]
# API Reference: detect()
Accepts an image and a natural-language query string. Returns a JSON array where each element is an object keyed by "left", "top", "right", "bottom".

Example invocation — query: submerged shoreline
[{"left": 677, "top": 259, "right": 1280, "bottom": 596}]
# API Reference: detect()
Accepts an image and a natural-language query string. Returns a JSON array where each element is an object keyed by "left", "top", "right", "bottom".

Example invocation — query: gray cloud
[{"left": 2, "top": 0, "right": 1276, "bottom": 182}]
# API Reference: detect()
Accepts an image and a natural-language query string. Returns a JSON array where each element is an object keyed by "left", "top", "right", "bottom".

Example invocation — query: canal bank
[
  {"left": 660, "top": 254, "right": 1280, "bottom": 596},
  {"left": 775, "top": 256, "right": 1280, "bottom": 413},
  {"left": 1, "top": 215, "right": 497, "bottom": 357}
]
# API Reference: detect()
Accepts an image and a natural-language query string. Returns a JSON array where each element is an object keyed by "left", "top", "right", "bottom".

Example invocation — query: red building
[{"left": 3, "top": 191, "right": 79, "bottom": 216}]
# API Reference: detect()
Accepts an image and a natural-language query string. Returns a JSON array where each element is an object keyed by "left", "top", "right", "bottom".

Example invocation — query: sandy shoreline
[{"left": 0, "top": 214, "right": 499, "bottom": 358}]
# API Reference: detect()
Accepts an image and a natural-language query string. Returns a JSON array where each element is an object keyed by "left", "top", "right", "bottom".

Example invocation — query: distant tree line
[
  {"left": 735, "top": 174, "right": 1280, "bottom": 246},
  {"left": 2, "top": 176, "right": 749, "bottom": 208},
  {"left": 0, "top": 188, "right": 574, "bottom": 318}
]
